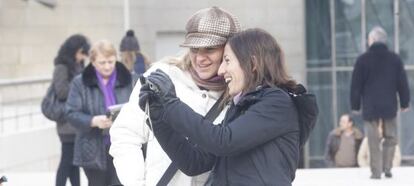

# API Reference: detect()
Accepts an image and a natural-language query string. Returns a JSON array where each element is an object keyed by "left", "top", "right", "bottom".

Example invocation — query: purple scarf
[
  {"left": 95, "top": 69, "right": 117, "bottom": 145},
  {"left": 95, "top": 70, "right": 117, "bottom": 110}
]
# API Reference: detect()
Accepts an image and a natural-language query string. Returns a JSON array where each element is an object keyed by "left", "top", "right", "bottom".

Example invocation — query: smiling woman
[
  {"left": 109, "top": 7, "right": 242, "bottom": 186},
  {"left": 139, "top": 28, "right": 301, "bottom": 185}
]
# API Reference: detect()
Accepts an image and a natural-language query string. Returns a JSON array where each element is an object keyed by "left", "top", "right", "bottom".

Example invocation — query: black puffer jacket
[
  {"left": 152, "top": 86, "right": 300, "bottom": 186},
  {"left": 66, "top": 62, "right": 135, "bottom": 169}
]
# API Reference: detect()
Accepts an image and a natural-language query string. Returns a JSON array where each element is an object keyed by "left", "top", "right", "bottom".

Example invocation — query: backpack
[
  {"left": 41, "top": 84, "right": 66, "bottom": 122},
  {"left": 285, "top": 84, "right": 319, "bottom": 148}
]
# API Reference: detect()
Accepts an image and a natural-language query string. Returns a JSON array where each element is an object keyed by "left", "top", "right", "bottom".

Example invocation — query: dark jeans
[
  {"left": 56, "top": 142, "right": 80, "bottom": 186},
  {"left": 83, "top": 145, "right": 121, "bottom": 186}
]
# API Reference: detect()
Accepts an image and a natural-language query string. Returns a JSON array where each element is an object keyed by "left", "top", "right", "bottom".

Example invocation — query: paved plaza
[{"left": 2, "top": 166, "right": 414, "bottom": 186}]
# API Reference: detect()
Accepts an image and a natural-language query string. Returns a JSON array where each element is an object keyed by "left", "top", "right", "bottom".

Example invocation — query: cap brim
[{"left": 180, "top": 33, "right": 227, "bottom": 48}]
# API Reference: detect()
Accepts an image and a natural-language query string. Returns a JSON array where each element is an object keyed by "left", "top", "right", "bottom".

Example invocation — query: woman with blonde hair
[
  {"left": 66, "top": 40, "right": 135, "bottom": 186},
  {"left": 110, "top": 7, "right": 241, "bottom": 185}
]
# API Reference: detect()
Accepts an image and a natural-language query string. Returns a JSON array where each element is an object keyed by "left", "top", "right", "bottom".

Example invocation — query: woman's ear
[{"left": 251, "top": 56, "right": 258, "bottom": 72}]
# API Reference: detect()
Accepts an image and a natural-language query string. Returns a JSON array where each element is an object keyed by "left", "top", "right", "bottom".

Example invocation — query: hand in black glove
[
  {"left": 147, "top": 69, "right": 177, "bottom": 103},
  {"left": 139, "top": 83, "right": 160, "bottom": 115},
  {"left": 138, "top": 69, "right": 177, "bottom": 123}
]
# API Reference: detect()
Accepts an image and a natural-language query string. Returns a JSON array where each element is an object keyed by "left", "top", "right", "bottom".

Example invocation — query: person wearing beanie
[
  {"left": 119, "top": 30, "right": 149, "bottom": 74},
  {"left": 110, "top": 7, "right": 241, "bottom": 186}
]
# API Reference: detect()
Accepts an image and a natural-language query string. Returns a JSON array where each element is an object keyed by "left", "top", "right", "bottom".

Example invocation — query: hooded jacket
[{"left": 152, "top": 86, "right": 300, "bottom": 186}]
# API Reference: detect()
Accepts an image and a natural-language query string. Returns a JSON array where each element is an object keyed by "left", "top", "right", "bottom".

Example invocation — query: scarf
[
  {"left": 95, "top": 70, "right": 117, "bottom": 110},
  {"left": 188, "top": 66, "right": 226, "bottom": 91}
]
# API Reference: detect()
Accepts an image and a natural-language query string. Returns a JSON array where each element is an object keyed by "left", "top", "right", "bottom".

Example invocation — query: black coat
[
  {"left": 152, "top": 86, "right": 300, "bottom": 186},
  {"left": 351, "top": 43, "right": 410, "bottom": 120},
  {"left": 66, "top": 62, "right": 136, "bottom": 169}
]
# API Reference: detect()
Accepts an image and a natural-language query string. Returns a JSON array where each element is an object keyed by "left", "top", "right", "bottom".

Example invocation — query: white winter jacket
[{"left": 109, "top": 60, "right": 227, "bottom": 186}]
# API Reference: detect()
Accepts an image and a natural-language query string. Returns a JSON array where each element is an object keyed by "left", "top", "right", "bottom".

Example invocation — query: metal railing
[{"left": 0, "top": 77, "right": 53, "bottom": 134}]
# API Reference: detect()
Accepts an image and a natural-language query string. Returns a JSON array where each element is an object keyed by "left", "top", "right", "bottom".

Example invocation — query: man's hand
[{"left": 401, "top": 107, "right": 410, "bottom": 112}]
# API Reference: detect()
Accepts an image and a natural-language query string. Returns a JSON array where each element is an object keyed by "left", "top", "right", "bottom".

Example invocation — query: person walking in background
[
  {"left": 52, "top": 34, "right": 90, "bottom": 186},
  {"left": 357, "top": 122, "right": 401, "bottom": 168},
  {"left": 119, "top": 29, "right": 150, "bottom": 74},
  {"left": 110, "top": 7, "right": 241, "bottom": 186},
  {"left": 66, "top": 40, "right": 135, "bottom": 186},
  {"left": 350, "top": 26, "right": 410, "bottom": 179},
  {"left": 139, "top": 28, "right": 301, "bottom": 185},
  {"left": 324, "top": 114, "right": 363, "bottom": 168}
]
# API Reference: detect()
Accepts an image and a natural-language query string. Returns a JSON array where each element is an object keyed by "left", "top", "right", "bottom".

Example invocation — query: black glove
[
  {"left": 147, "top": 69, "right": 177, "bottom": 104},
  {"left": 139, "top": 82, "right": 164, "bottom": 121},
  {"left": 138, "top": 69, "right": 178, "bottom": 123}
]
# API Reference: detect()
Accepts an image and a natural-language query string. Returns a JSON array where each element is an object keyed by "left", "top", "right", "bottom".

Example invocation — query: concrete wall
[
  {"left": 0, "top": 0, "right": 306, "bottom": 83},
  {"left": 0, "top": 125, "right": 60, "bottom": 171}
]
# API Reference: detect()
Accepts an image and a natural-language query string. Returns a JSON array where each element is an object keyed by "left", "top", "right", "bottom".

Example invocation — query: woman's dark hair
[
  {"left": 54, "top": 34, "right": 90, "bottom": 75},
  {"left": 227, "top": 28, "right": 296, "bottom": 92}
]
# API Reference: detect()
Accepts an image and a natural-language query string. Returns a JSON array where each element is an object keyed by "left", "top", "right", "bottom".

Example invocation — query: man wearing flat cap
[{"left": 110, "top": 7, "right": 241, "bottom": 186}]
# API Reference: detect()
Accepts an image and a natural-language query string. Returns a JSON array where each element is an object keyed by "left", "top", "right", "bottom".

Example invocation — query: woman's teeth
[{"left": 225, "top": 77, "right": 232, "bottom": 83}]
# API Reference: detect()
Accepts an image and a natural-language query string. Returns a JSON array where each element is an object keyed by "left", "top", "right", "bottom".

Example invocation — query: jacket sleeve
[
  {"left": 65, "top": 78, "right": 94, "bottom": 133},
  {"left": 109, "top": 75, "right": 151, "bottom": 186},
  {"left": 151, "top": 119, "right": 216, "bottom": 176},
  {"left": 53, "top": 64, "right": 71, "bottom": 100},
  {"left": 324, "top": 132, "right": 335, "bottom": 167},
  {"left": 162, "top": 89, "right": 298, "bottom": 156},
  {"left": 396, "top": 58, "right": 410, "bottom": 108},
  {"left": 350, "top": 58, "right": 365, "bottom": 111}
]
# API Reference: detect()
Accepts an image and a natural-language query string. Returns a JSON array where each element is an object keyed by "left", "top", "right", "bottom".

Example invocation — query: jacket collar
[
  {"left": 369, "top": 42, "right": 388, "bottom": 52},
  {"left": 236, "top": 85, "right": 273, "bottom": 107},
  {"left": 82, "top": 62, "right": 132, "bottom": 87}
]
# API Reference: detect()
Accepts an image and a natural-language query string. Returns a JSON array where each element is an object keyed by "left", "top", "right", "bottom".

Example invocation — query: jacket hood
[{"left": 82, "top": 62, "right": 132, "bottom": 87}]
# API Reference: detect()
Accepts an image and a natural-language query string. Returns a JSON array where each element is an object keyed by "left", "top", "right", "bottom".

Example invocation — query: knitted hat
[
  {"left": 181, "top": 7, "right": 241, "bottom": 48},
  {"left": 120, "top": 30, "right": 140, "bottom": 52}
]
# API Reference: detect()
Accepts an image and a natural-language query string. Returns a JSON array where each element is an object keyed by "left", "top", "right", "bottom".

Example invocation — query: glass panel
[
  {"left": 400, "top": 71, "right": 414, "bottom": 163},
  {"left": 336, "top": 71, "right": 365, "bottom": 130},
  {"left": 400, "top": 0, "right": 414, "bottom": 164},
  {"left": 399, "top": 0, "right": 414, "bottom": 65},
  {"left": 335, "top": 0, "right": 362, "bottom": 67},
  {"left": 306, "top": 0, "right": 331, "bottom": 68},
  {"left": 307, "top": 71, "right": 333, "bottom": 167},
  {"left": 366, "top": 0, "right": 395, "bottom": 49}
]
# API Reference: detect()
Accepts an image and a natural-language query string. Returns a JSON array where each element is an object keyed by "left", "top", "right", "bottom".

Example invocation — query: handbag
[{"left": 41, "top": 84, "right": 66, "bottom": 122}]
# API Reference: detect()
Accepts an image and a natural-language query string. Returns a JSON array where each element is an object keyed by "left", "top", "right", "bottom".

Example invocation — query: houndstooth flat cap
[{"left": 181, "top": 6, "right": 241, "bottom": 48}]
